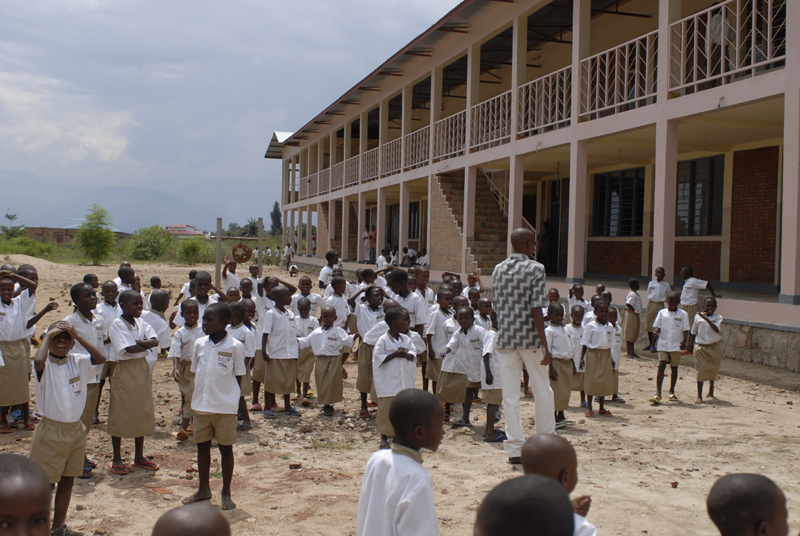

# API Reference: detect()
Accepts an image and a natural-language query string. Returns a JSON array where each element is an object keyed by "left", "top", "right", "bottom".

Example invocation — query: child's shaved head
[
  {"left": 707, "top": 474, "right": 788, "bottom": 536},
  {"left": 474, "top": 475, "right": 574, "bottom": 536},
  {"left": 521, "top": 434, "right": 579, "bottom": 493},
  {"left": 152, "top": 503, "right": 231, "bottom": 536},
  {"left": 0, "top": 453, "right": 52, "bottom": 535},
  {"left": 389, "top": 388, "right": 443, "bottom": 450}
]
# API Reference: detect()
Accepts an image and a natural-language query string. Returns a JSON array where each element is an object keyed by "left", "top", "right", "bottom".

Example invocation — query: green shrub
[
  {"left": 0, "top": 237, "right": 56, "bottom": 257},
  {"left": 128, "top": 225, "right": 174, "bottom": 260},
  {"left": 177, "top": 238, "right": 205, "bottom": 264}
]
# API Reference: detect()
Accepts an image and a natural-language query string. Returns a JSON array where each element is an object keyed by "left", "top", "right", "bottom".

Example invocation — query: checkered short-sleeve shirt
[{"left": 491, "top": 253, "right": 548, "bottom": 350}]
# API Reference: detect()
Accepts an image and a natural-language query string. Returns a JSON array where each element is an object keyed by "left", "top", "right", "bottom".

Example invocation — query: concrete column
[
  {"left": 566, "top": 139, "right": 588, "bottom": 283},
  {"left": 282, "top": 159, "right": 288, "bottom": 206},
  {"left": 463, "top": 166, "right": 477, "bottom": 272},
  {"left": 377, "top": 187, "right": 387, "bottom": 254},
  {"left": 642, "top": 164, "right": 655, "bottom": 276},
  {"left": 330, "top": 131, "right": 337, "bottom": 166},
  {"left": 465, "top": 43, "right": 481, "bottom": 151},
  {"left": 289, "top": 210, "right": 296, "bottom": 252},
  {"left": 401, "top": 84, "right": 412, "bottom": 169},
  {"left": 328, "top": 200, "right": 336, "bottom": 254},
  {"left": 297, "top": 206, "right": 304, "bottom": 253},
  {"left": 399, "top": 182, "right": 410, "bottom": 260},
  {"left": 780, "top": 88, "right": 800, "bottom": 304},
  {"left": 657, "top": 0, "right": 682, "bottom": 103},
  {"left": 357, "top": 192, "right": 367, "bottom": 262},
  {"left": 652, "top": 119, "right": 679, "bottom": 284},
  {"left": 507, "top": 155, "right": 525, "bottom": 256},
  {"left": 360, "top": 111, "right": 369, "bottom": 154},
  {"left": 571, "top": 0, "right": 591, "bottom": 125},
  {"left": 379, "top": 99, "right": 389, "bottom": 175},
  {"left": 344, "top": 121, "right": 352, "bottom": 160},
  {"left": 430, "top": 67, "right": 443, "bottom": 159},
  {"left": 305, "top": 206, "right": 312, "bottom": 256},
  {"left": 341, "top": 196, "right": 351, "bottom": 261},
  {"left": 282, "top": 210, "right": 289, "bottom": 249},
  {"left": 426, "top": 175, "right": 433, "bottom": 254},
  {"left": 510, "top": 13, "right": 527, "bottom": 139}
]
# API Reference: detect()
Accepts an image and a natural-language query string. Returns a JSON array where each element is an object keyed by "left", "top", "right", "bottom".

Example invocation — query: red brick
[{"left": 587, "top": 241, "right": 642, "bottom": 275}]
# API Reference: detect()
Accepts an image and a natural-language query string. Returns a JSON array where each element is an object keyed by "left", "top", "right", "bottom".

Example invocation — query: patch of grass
[
  {"left": 278, "top": 453, "right": 292, "bottom": 460},
  {"left": 310, "top": 439, "right": 365, "bottom": 451},
  {"left": 210, "top": 463, "right": 223, "bottom": 479}
]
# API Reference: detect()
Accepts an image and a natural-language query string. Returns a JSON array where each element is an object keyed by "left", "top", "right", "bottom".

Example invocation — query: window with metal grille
[
  {"left": 676, "top": 155, "right": 724, "bottom": 236},
  {"left": 408, "top": 201, "right": 420, "bottom": 240},
  {"left": 591, "top": 167, "right": 645, "bottom": 237}
]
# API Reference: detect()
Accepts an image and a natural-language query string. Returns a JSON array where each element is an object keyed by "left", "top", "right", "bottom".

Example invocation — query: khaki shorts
[
  {"left": 30, "top": 418, "right": 86, "bottom": 483},
  {"left": 659, "top": 351, "right": 682, "bottom": 367},
  {"left": 482, "top": 389, "right": 502, "bottom": 406},
  {"left": 377, "top": 397, "right": 395, "bottom": 437},
  {"left": 193, "top": 412, "right": 237, "bottom": 446}
]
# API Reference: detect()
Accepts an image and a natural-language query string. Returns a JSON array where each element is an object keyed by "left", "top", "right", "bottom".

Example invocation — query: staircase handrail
[{"left": 485, "top": 171, "right": 536, "bottom": 234}]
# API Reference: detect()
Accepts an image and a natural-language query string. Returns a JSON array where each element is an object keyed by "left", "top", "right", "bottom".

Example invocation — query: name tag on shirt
[
  {"left": 69, "top": 376, "right": 82, "bottom": 396},
  {"left": 217, "top": 351, "right": 232, "bottom": 368},
  {"left": 470, "top": 338, "right": 481, "bottom": 350},
  {"left": 376, "top": 315, "right": 384, "bottom": 321}
]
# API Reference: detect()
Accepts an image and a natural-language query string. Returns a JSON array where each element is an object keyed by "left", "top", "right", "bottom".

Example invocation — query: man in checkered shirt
[{"left": 491, "top": 228, "right": 555, "bottom": 465}]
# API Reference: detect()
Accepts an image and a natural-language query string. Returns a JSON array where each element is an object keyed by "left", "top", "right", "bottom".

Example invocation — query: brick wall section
[
  {"left": 587, "top": 241, "right": 642, "bottom": 275},
  {"left": 317, "top": 204, "right": 329, "bottom": 260},
  {"left": 329, "top": 201, "right": 342, "bottom": 256},
  {"left": 430, "top": 175, "right": 464, "bottom": 271},
  {"left": 559, "top": 179, "right": 569, "bottom": 272},
  {"left": 346, "top": 201, "right": 358, "bottom": 261},
  {"left": 674, "top": 241, "right": 721, "bottom": 281},
  {"left": 730, "top": 146, "right": 779, "bottom": 284}
]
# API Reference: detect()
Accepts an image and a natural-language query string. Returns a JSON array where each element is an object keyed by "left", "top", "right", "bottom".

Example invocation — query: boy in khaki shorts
[
  {"left": 649, "top": 291, "right": 689, "bottom": 405},
  {"left": 30, "top": 321, "right": 106, "bottom": 536},
  {"left": 184, "top": 303, "right": 245, "bottom": 511}
]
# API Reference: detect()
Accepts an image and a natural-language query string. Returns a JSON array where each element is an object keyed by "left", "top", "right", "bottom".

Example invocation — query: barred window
[
  {"left": 409, "top": 201, "right": 420, "bottom": 240},
  {"left": 591, "top": 167, "right": 645, "bottom": 237},
  {"left": 676, "top": 155, "right": 724, "bottom": 237}
]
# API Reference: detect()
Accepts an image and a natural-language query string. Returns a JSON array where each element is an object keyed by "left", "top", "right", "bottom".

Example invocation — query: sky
[{"left": 0, "top": 0, "right": 456, "bottom": 233}]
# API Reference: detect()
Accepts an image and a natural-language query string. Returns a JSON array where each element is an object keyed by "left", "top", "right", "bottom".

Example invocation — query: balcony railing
[
  {"left": 308, "top": 173, "right": 318, "bottom": 197},
  {"left": 345, "top": 155, "right": 360, "bottom": 186},
  {"left": 331, "top": 162, "right": 344, "bottom": 191},
  {"left": 319, "top": 168, "right": 330, "bottom": 194},
  {"left": 519, "top": 66, "right": 572, "bottom": 137},
  {"left": 404, "top": 126, "right": 430, "bottom": 170},
  {"left": 471, "top": 90, "right": 512, "bottom": 150},
  {"left": 362, "top": 147, "right": 379, "bottom": 182},
  {"left": 381, "top": 138, "right": 402, "bottom": 177},
  {"left": 299, "top": 176, "right": 308, "bottom": 200},
  {"left": 670, "top": 0, "right": 786, "bottom": 95},
  {"left": 581, "top": 30, "right": 658, "bottom": 120},
  {"left": 434, "top": 110, "right": 466, "bottom": 161}
]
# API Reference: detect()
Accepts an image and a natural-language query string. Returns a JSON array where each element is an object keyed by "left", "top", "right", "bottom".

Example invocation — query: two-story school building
[{"left": 266, "top": 0, "right": 800, "bottom": 364}]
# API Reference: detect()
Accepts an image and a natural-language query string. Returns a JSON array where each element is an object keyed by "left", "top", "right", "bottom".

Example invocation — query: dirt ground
[{"left": 1, "top": 254, "right": 799, "bottom": 536}]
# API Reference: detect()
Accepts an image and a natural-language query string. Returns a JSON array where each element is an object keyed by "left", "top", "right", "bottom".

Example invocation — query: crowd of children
[{"left": 0, "top": 252, "right": 758, "bottom": 536}]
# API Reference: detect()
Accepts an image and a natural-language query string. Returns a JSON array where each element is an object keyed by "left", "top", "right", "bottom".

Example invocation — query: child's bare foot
[
  {"left": 627, "top": 352, "right": 640, "bottom": 358},
  {"left": 183, "top": 488, "right": 212, "bottom": 505},
  {"left": 695, "top": 397, "right": 703, "bottom": 404},
  {"left": 707, "top": 393, "right": 715, "bottom": 399},
  {"left": 221, "top": 493, "right": 236, "bottom": 510}
]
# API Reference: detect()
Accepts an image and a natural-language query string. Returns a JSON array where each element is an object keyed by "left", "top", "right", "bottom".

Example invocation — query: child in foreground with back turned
[
  {"left": 356, "top": 389, "right": 444, "bottom": 536},
  {"left": 152, "top": 503, "right": 231, "bottom": 536},
  {"left": 0, "top": 453, "right": 53, "bottom": 536},
  {"left": 706, "top": 474, "right": 789, "bottom": 536}
]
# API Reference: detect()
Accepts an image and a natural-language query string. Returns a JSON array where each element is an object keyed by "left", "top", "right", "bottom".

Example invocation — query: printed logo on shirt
[{"left": 69, "top": 376, "right": 82, "bottom": 396}]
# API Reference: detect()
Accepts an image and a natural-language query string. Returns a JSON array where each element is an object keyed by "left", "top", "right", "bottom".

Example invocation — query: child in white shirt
[
  {"left": 349, "top": 287, "right": 385, "bottom": 417},
  {"left": 545, "top": 302, "right": 574, "bottom": 428},
  {"left": 261, "top": 287, "right": 301, "bottom": 419},
  {"left": 172, "top": 272, "right": 220, "bottom": 328},
  {"left": 568, "top": 283, "right": 589, "bottom": 313},
  {"left": 650, "top": 291, "right": 690, "bottom": 405},
  {"left": 356, "top": 389, "right": 443, "bottom": 536},
  {"left": 184, "top": 302, "right": 246, "bottom": 511},
  {"left": 645, "top": 267, "right": 670, "bottom": 352},
  {"left": 325, "top": 277, "right": 351, "bottom": 330},
  {"left": 580, "top": 300, "right": 614, "bottom": 417},
  {"left": 141, "top": 289, "right": 171, "bottom": 372},
  {"left": 624, "top": 279, "right": 644, "bottom": 358},
  {"left": 169, "top": 300, "right": 201, "bottom": 441},
  {"left": 679, "top": 266, "right": 720, "bottom": 332},
  {"left": 607, "top": 307, "right": 624, "bottom": 404},
  {"left": 291, "top": 276, "right": 322, "bottom": 317},
  {"left": 293, "top": 297, "right": 320, "bottom": 405},
  {"left": 565, "top": 305, "right": 587, "bottom": 408},
  {"left": 690, "top": 297, "right": 723, "bottom": 404},
  {"left": 227, "top": 301, "right": 256, "bottom": 431}
]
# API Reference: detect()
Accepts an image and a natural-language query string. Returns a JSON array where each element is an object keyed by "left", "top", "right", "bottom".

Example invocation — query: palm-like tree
[{"left": 242, "top": 217, "right": 259, "bottom": 237}]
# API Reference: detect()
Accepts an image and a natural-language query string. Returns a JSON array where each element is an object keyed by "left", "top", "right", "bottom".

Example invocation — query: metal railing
[
  {"left": 380, "top": 138, "right": 402, "bottom": 176},
  {"left": 319, "top": 168, "right": 330, "bottom": 194},
  {"left": 670, "top": 0, "right": 786, "bottom": 94},
  {"left": 361, "top": 147, "right": 379, "bottom": 182},
  {"left": 487, "top": 170, "right": 536, "bottom": 234},
  {"left": 519, "top": 66, "right": 572, "bottom": 137},
  {"left": 330, "top": 162, "right": 344, "bottom": 191},
  {"left": 308, "top": 173, "right": 318, "bottom": 197},
  {"left": 471, "top": 90, "right": 512, "bottom": 150},
  {"left": 434, "top": 110, "right": 467, "bottom": 161},
  {"left": 404, "top": 126, "right": 430, "bottom": 170},
  {"left": 299, "top": 176, "right": 308, "bottom": 200},
  {"left": 580, "top": 30, "right": 658, "bottom": 120},
  {"left": 345, "top": 155, "right": 360, "bottom": 186}
]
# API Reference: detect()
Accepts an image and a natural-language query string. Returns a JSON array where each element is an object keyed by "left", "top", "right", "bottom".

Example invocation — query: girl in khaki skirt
[
  {"left": 545, "top": 303, "right": 575, "bottom": 429},
  {"left": 349, "top": 286, "right": 385, "bottom": 418},
  {"left": 580, "top": 300, "right": 615, "bottom": 418},
  {"left": 294, "top": 298, "right": 320, "bottom": 406},
  {"left": 168, "top": 300, "right": 201, "bottom": 442},
  {"left": 690, "top": 297, "right": 723, "bottom": 404},
  {"left": 624, "top": 279, "right": 644, "bottom": 358},
  {"left": 107, "top": 290, "right": 160, "bottom": 474}
]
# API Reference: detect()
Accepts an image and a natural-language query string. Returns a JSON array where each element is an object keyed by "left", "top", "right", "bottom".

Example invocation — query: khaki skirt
[
  {"left": 80, "top": 382, "right": 100, "bottom": 432},
  {"left": 482, "top": 388, "right": 502, "bottom": 406},
  {"left": 0, "top": 339, "right": 30, "bottom": 406},
  {"left": 623, "top": 311, "right": 640, "bottom": 343},
  {"left": 264, "top": 358, "right": 297, "bottom": 395},
  {"left": 240, "top": 360, "right": 253, "bottom": 397},
  {"left": 297, "top": 347, "right": 316, "bottom": 384},
  {"left": 315, "top": 355, "right": 343, "bottom": 405},
  {"left": 108, "top": 358, "right": 155, "bottom": 438},
  {"left": 613, "top": 369, "right": 619, "bottom": 394},
  {"left": 645, "top": 301, "right": 664, "bottom": 332},
  {"left": 355, "top": 343, "right": 374, "bottom": 394},
  {"left": 252, "top": 350, "right": 267, "bottom": 383},
  {"left": 176, "top": 360, "right": 195, "bottom": 419},
  {"left": 425, "top": 358, "right": 441, "bottom": 382},
  {"left": 377, "top": 396, "right": 395, "bottom": 436},
  {"left": 436, "top": 371, "right": 467, "bottom": 404},
  {"left": 550, "top": 358, "right": 574, "bottom": 411},
  {"left": 571, "top": 371, "right": 585, "bottom": 392},
  {"left": 347, "top": 315, "right": 359, "bottom": 337},
  {"left": 584, "top": 348, "right": 614, "bottom": 398},
  {"left": 681, "top": 304, "right": 699, "bottom": 329},
  {"left": 694, "top": 342, "right": 722, "bottom": 382},
  {"left": 417, "top": 349, "right": 428, "bottom": 364}
]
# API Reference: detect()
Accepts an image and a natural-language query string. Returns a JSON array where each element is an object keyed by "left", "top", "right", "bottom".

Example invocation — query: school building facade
[{"left": 267, "top": 0, "right": 800, "bottom": 355}]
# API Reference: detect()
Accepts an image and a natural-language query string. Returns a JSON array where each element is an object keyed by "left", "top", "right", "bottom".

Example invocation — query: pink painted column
[
  {"left": 507, "top": 154, "right": 525, "bottom": 256},
  {"left": 357, "top": 192, "right": 367, "bottom": 262},
  {"left": 780, "top": 92, "right": 800, "bottom": 303},
  {"left": 376, "top": 187, "right": 387, "bottom": 255},
  {"left": 566, "top": 139, "right": 588, "bottom": 283},
  {"left": 305, "top": 205, "right": 312, "bottom": 256},
  {"left": 341, "top": 196, "right": 351, "bottom": 261},
  {"left": 652, "top": 119, "right": 679, "bottom": 284},
  {"left": 399, "top": 182, "right": 410, "bottom": 255}
]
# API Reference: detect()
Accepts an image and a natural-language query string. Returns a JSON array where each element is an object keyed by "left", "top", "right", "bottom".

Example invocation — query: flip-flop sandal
[
  {"left": 524, "top": 391, "right": 533, "bottom": 399},
  {"left": 250, "top": 403, "right": 263, "bottom": 411},
  {"left": 284, "top": 408, "right": 302, "bottom": 417},
  {"left": 648, "top": 396, "right": 662, "bottom": 405},
  {"left": 79, "top": 467, "right": 93, "bottom": 479},
  {"left": 599, "top": 410, "right": 613, "bottom": 417},
  {"left": 556, "top": 421, "right": 569, "bottom": 429},
  {"left": 484, "top": 431, "right": 507, "bottom": 443},
  {"left": 132, "top": 460, "right": 160, "bottom": 471},
  {"left": 86, "top": 459, "right": 98, "bottom": 468},
  {"left": 443, "top": 412, "right": 450, "bottom": 422},
  {"left": 0, "top": 425, "right": 11, "bottom": 434},
  {"left": 108, "top": 462, "right": 128, "bottom": 475},
  {"left": 236, "top": 423, "right": 253, "bottom": 431},
  {"left": 359, "top": 410, "right": 370, "bottom": 419},
  {"left": 451, "top": 419, "right": 473, "bottom": 428},
  {"left": 669, "top": 394, "right": 679, "bottom": 402},
  {"left": 561, "top": 419, "right": 576, "bottom": 425},
  {"left": 301, "top": 398, "right": 311, "bottom": 407},
  {"left": 306, "top": 390, "right": 314, "bottom": 398},
  {"left": 291, "top": 395, "right": 302, "bottom": 401},
  {"left": 584, "top": 411, "right": 595, "bottom": 418},
  {"left": 263, "top": 410, "right": 275, "bottom": 419},
  {"left": 23, "top": 422, "right": 36, "bottom": 431},
  {"left": 367, "top": 401, "right": 378, "bottom": 408},
  {"left": 92, "top": 417, "right": 101, "bottom": 425}
]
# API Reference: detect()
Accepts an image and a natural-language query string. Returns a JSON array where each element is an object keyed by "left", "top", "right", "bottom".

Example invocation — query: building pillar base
[
  {"left": 778, "top": 294, "right": 800, "bottom": 305},
  {"left": 564, "top": 277, "right": 585, "bottom": 284}
]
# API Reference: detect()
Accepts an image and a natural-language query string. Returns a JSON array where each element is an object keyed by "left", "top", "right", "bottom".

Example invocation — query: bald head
[
  {"left": 382, "top": 298, "right": 401, "bottom": 311},
  {"left": 152, "top": 503, "right": 230, "bottom": 536},
  {"left": 510, "top": 228, "right": 536, "bottom": 254},
  {"left": 521, "top": 434, "right": 578, "bottom": 493},
  {"left": 707, "top": 474, "right": 788, "bottom": 536}
]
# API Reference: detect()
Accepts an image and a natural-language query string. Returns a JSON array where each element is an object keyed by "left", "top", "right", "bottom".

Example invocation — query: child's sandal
[{"left": 584, "top": 411, "right": 595, "bottom": 418}]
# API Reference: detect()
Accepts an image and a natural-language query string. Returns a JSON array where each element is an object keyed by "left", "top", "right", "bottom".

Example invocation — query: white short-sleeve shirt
[
  {"left": 691, "top": 312, "right": 723, "bottom": 345},
  {"left": 298, "top": 326, "right": 354, "bottom": 357},
  {"left": 653, "top": 308, "right": 690, "bottom": 352},
  {"left": 168, "top": 324, "right": 203, "bottom": 362},
  {"left": 222, "top": 272, "right": 240, "bottom": 293},
  {"left": 354, "top": 304, "right": 385, "bottom": 338},
  {"left": 227, "top": 323, "right": 256, "bottom": 358},
  {"left": 0, "top": 291, "right": 33, "bottom": 342},
  {"left": 174, "top": 295, "right": 219, "bottom": 327},
  {"left": 384, "top": 289, "right": 428, "bottom": 329},
  {"left": 680, "top": 277, "right": 708, "bottom": 306},
  {"left": 191, "top": 334, "right": 246, "bottom": 414},
  {"left": 546, "top": 324, "right": 573, "bottom": 361},
  {"left": 626, "top": 291, "right": 645, "bottom": 314},
  {"left": 580, "top": 320, "right": 613, "bottom": 350},
  {"left": 610, "top": 323, "right": 623, "bottom": 369},
  {"left": 424, "top": 308, "right": 453, "bottom": 358},
  {"left": 372, "top": 332, "right": 418, "bottom": 398},
  {"left": 568, "top": 297, "right": 589, "bottom": 312},
  {"left": 647, "top": 280, "right": 671, "bottom": 303},
  {"left": 319, "top": 266, "right": 335, "bottom": 287},
  {"left": 291, "top": 292, "right": 322, "bottom": 318},
  {"left": 295, "top": 316, "right": 320, "bottom": 338},
  {"left": 34, "top": 352, "right": 96, "bottom": 423},
  {"left": 262, "top": 308, "right": 299, "bottom": 359},
  {"left": 141, "top": 311, "right": 171, "bottom": 351},
  {"left": 362, "top": 321, "right": 389, "bottom": 347},
  {"left": 108, "top": 317, "right": 157, "bottom": 362},
  {"left": 325, "top": 294, "right": 351, "bottom": 330},
  {"left": 565, "top": 323, "right": 585, "bottom": 371},
  {"left": 443, "top": 324, "right": 491, "bottom": 380},
  {"left": 63, "top": 311, "right": 107, "bottom": 383}
]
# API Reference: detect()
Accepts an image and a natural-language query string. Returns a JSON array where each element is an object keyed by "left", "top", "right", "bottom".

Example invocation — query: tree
[
  {"left": 225, "top": 222, "right": 243, "bottom": 237},
  {"left": 177, "top": 237, "right": 205, "bottom": 264},
  {"left": 270, "top": 201, "right": 282, "bottom": 236},
  {"left": 128, "top": 225, "right": 174, "bottom": 260},
  {"left": 242, "top": 217, "right": 259, "bottom": 238},
  {"left": 0, "top": 214, "right": 25, "bottom": 239},
  {"left": 75, "top": 204, "right": 115, "bottom": 265}
]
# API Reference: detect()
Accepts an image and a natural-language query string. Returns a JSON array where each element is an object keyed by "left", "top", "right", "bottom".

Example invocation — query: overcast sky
[{"left": 0, "top": 0, "right": 455, "bottom": 232}]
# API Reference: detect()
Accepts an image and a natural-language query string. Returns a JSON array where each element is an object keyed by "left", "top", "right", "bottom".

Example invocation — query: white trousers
[{"left": 497, "top": 348, "right": 555, "bottom": 457}]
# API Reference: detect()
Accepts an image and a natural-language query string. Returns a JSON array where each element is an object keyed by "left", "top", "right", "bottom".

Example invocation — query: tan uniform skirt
[
  {"left": 296, "top": 347, "right": 316, "bottom": 384},
  {"left": 347, "top": 315, "right": 358, "bottom": 337},
  {"left": 571, "top": 371, "right": 585, "bottom": 392},
  {"left": 680, "top": 304, "right": 699, "bottom": 329},
  {"left": 550, "top": 358, "right": 574, "bottom": 411},
  {"left": 355, "top": 344, "right": 374, "bottom": 395},
  {"left": 240, "top": 359, "right": 253, "bottom": 397},
  {"left": 694, "top": 342, "right": 722, "bottom": 382},
  {"left": 425, "top": 357, "right": 441, "bottom": 382},
  {"left": 252, "top": 350, "right": 267, "bottom": 383},
  {"left": 80, "top": 382, "right": 100, "bottom": 432},
  {"left": 584, "top": 348, "right": 615, "bottom": 398},
  {"left": 176, "top": 360, "right": 195, "bottom": 419},
  {"left": 377, "top": 396, "right": 395, "bottom": 436},
  {"left": 100, "top": 361, "right": 117, "bottom": 381},
  {"left": 417, "top": 348, "right": 428, "bottom": 364},
  {"left": 264, "top": 358, "right": 297, "bottom": 395},
  {"left": 436, "top": 371, "right": 467, "bottom": 404},
  {"left": 623, "top": 311, "right": 640, "bottom": 343},
  {"left": 315, "top": 355, "right": 343, "bottom": 405},
  {"left": 0, "top": 340, "right": 30, "bottom": 406},
  {"left": 645, "top": 301, "right": 664, "bottom": 332},
  {"left": 482, "top": 388, "right": 502, "bottom": 406},
  {"left": 107, "top": 357, "right": 155, "bottom": 438},
  {"left": 613, "top": 369, "right": 619, "bottom": 394}
]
